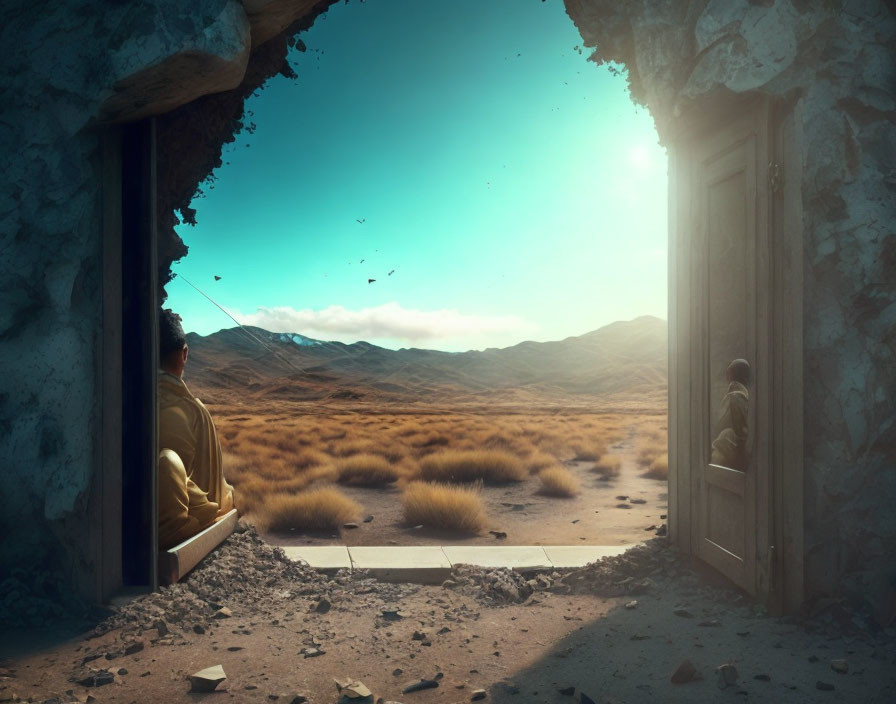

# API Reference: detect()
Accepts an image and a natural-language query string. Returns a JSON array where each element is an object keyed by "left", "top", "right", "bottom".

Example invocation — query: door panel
[{"left": 691, "top": 100, "right": 770, "bottom": 595}]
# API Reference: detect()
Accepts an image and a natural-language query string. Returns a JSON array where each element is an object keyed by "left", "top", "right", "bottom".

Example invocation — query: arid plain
[
  {"left": 185, "top": 316, "right": 671, "bottom": 547},
  {"left": 214, "top": 402, "right": 668, "bottom": 547}
]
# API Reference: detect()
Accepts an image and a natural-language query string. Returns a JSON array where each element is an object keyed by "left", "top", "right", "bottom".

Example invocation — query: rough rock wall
[
  {"left": 0, "top": 0, "right": 329, "bottom": 605},
  {"left": 564, "top": 0, "right": 896, "bottom": 618}
]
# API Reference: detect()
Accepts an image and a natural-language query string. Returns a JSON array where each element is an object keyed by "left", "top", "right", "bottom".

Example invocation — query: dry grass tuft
[
  {"left": 537, "top": 466, "right": 580, "bottom": 498},
  {"left": 643, "top": 455, "right": 668, "bottom": 481},
  {"left": 593, "top": 453, "right": 622, "bottom": 479},
  {"left": 572, "top": 441, "right": 608, "bottom": 462},
  {"left": 401, "top": 481, "right": 487, "bottom": 534},
  {"left": 527, "top": 451, "right": 558, "bottom": 475},
  {"left": 336, "top": 454, "right": 402, "bottom": 487},
  {"left": 419, "top": 450, "right": 526, "bottom": 484},
  {"left": 256, "top": 488, "right": 361, "bottom": 533}
]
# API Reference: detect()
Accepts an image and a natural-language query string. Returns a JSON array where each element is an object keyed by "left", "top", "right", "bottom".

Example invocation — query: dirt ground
[
  {"left": 265, "top": 456, "right": 667, "bottom": 549},
  {"left": 3, "top": 529, "right": 894, "bottom": 704}
]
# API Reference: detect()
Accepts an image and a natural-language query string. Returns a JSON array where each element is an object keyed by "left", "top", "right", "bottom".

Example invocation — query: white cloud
[{"left": 235, "top": 301, "right": 537, "bottom": 347}]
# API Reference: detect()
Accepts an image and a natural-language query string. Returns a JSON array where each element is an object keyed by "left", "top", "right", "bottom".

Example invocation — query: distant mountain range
[{"left": 183, "top": 316, "right": 668, "bottom": 406}]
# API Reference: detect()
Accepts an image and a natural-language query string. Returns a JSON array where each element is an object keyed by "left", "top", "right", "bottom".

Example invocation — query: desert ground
[
  {"left": 4, "top": 529, "right": 894, "bottom": 704},
  {"left": 210, "top": 400, "right": 669, "bottom": 547}
]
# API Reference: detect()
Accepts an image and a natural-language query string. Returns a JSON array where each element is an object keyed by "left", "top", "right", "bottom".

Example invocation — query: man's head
[
  {"left": 726, "top": 358, "right": 751, "bottom": 386},
  {"left": 159, "top": 308, "right": 188, "bottom": 376}
]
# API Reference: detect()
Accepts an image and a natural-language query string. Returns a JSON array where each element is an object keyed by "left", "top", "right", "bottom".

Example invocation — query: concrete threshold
[{"left": 280, "top": 544, "right": 628, "bottom": 583}]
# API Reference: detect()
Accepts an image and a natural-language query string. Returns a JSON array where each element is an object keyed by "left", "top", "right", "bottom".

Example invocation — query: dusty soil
[
  {"left": 3, "top": 528, "right": 894, "bottom": 704},
  {"left": 266, "top": 457, "right": 667, "bottom": 549}
]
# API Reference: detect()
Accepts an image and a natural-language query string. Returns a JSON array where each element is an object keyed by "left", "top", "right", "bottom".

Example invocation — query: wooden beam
[
  {"left": 120, "top": 118, "right": 159, "bottom": 589},
  {"left": 158, "top": 510, "right": 239, "bottom": 586}
]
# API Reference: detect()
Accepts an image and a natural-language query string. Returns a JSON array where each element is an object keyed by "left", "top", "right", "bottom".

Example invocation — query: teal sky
[{"left": 166, "top": 0, "right": 668, "bottom": 352}]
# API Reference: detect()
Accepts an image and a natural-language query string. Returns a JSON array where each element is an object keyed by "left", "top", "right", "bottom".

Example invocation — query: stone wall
[
  {"left": 0, "top": 0, "right": 331, "bottom": 613},
  {"left": 564, "top": 0, "right": 896, "bottom": 620},
  {"left": 1, "top": 0, "right": 892, "bottom": 617}
]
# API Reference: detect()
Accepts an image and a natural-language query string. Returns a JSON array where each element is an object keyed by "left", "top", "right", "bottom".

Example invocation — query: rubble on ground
[{"left": 88, "top": 525, "right": 420, "bottom": 642}]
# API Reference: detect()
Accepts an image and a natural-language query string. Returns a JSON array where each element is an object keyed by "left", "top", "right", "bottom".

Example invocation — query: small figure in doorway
[{"left": 711, "top": 358, "right": 751, "bottom": 470}]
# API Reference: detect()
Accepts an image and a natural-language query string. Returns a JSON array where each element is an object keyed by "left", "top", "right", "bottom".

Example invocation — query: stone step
[{"left": 280, "top": 544, "right": 627, "bottom": 583}]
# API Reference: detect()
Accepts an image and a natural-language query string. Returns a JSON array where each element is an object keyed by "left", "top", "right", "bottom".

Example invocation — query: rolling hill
[{"left": 183, "top": 316, "right": 668, "bottom": 406}]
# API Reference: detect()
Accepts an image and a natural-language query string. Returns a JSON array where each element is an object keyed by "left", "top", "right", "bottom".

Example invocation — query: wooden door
[{"left": 690, "top": 98, "right": 772, "bottom": 596}]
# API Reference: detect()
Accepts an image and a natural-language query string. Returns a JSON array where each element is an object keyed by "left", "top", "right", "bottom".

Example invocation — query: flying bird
[
  {"left": 356, "top": 218, "right": 366, "bottom": 224},
  {"left": 388, "top": 269, "right": 395, "bottom": 276},
  {"left": 360, "top": 259, "right": 365, "bottom": 263},
  {"left": 214, "top": 275, "right": 221, "bottom": 281},
  {"left": 368, "top": 278, "right": 376, "bottom": 284}
]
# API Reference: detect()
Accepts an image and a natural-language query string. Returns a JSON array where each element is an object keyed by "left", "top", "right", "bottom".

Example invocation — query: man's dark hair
[
  {"left": 728, "top": 358, "right": 751, "bottom": 385},
  {"left": 159, "top": 308, "right": 187, "bottom": 361}
]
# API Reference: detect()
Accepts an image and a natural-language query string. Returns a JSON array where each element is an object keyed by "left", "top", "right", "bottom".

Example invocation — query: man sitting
[
  {"left": 710, "top": 358, "right": 751, "bottom": 470},
  {"left": 158, "top": 308, "right": 235, "bottom": 550}
]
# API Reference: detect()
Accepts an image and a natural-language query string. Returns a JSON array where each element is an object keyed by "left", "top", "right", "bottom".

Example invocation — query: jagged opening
[{"left": 154, "top": 0, "right": 670, "bottom": 558}]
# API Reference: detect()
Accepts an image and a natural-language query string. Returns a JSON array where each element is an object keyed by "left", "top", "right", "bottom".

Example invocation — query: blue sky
[{"left": 166, "top": 0, "right": 668, "bottom": 352}]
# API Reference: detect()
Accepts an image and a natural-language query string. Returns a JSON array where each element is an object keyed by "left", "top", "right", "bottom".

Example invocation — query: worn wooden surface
[{"left": 158, "top": 509, "right": 239, "bottom": 585}]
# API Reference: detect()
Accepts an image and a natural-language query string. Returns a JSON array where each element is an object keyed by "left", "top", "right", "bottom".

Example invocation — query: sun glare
[{"left": 630, "top": 144, "right": 650, "bottom": 168}]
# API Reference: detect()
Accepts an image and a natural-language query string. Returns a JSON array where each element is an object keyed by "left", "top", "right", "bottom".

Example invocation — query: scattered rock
[
  {"left": 189, "top": 665, "right": 227, "bottom": 693},
  {"left": 698, "top": 619, "right": 721, "bottom": 627},
  {"left": 656, "top": 525, "right": 667, "bottom": 536},
  {"left": 579, "top": 692, "right": 596, "bottom": 704},
  {"left": 334, "top": 678, "right": 372, "bottom": 698},
  {"left": 716, "top": 663, "right": 738, "bottom": 689},
  {"left": 489, "top": 531, "right": 508, "bottom": 540},
  {"left": 116, "top": 668, "right": 127, "bottom": 676},
  {"left": 288, "top": 697, "right": 308, "bottom": 704},
  {"left": 625, "top": 600, "right": 638, "bottom": 609},
  {"left": 615, "top": 504, "right": 632, "bottom": 509},
  {"left": 314, "top": 598, "right": 331, "bottom": 614},
  {"left": 73, "top": 669, "right": 114, "bottom": 688},
  {"left": 343, "top": 523, "right": 359, "bottom": 530},
  {"left": 830, "top": 659, "right": 848, "bottom": 674},
  {"left": 123, "top": 639, "right": 144, "bottom": 655},
  {"left": 816, "top": 681, "right": 835, "bottom": 691},
  {"left": 412, "top": 631, "right": 427, "bottom": 641},
  {"left": 301, "top": 647, "right": 324, "bottom": 658},
  {"left": 402, "top": 679, "right": 439, "bottom": 693},
  {"left": 670, "top": 660, "right": 701, "bottom": 684},
  {"left": 152, "top": 618, "right": 169, "bottom": 637},
  {"left": 754, "top": 674, "right": 770, "bottom": 682},
  {"left": 446, "top": 565, "right": 534, "bottom": 605},
  {"left": 471, "top": 690, "right": 487, "bottom": 700},
  {"left": 629, "top": 498, "right": 647, "bottom": 504},
  {"left": 644, "top": 525, "right": 657, "bottom": 531},
  {"left": 381, "top": 609, "right": 407, "bottom": 621},
  {"left": 213, "top": 606, "right": 232, "bottom": 619},
  {"left": 615, "top": 496, "right": 628, "bottom": 501},
  {"left": 192, "top": 623, "right": 205, "bottom": 634},
  {"left": 673, "top": 609, "right": 694, "bottom": 618},
  {"left": 363, "top": 515, "right": 374, "bottom": 523},
  {"left": 559, "top": 685, "right": 576, "bottom": 695},
  {"left": 392, "top": 669, "right": 403, "bottom": 677}
]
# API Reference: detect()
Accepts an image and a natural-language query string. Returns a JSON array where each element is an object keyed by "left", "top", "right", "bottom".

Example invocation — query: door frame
[{"left": 101, "top": 118, "right": 160, "bottom": 596}]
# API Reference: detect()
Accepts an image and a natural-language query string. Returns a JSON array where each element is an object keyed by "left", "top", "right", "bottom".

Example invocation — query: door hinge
[
  {"left": 768, "top": 162, "right": 783, "bottom": 194},
  {"left": 767, "top": 544, "right": 776, "bottom": 592}
]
